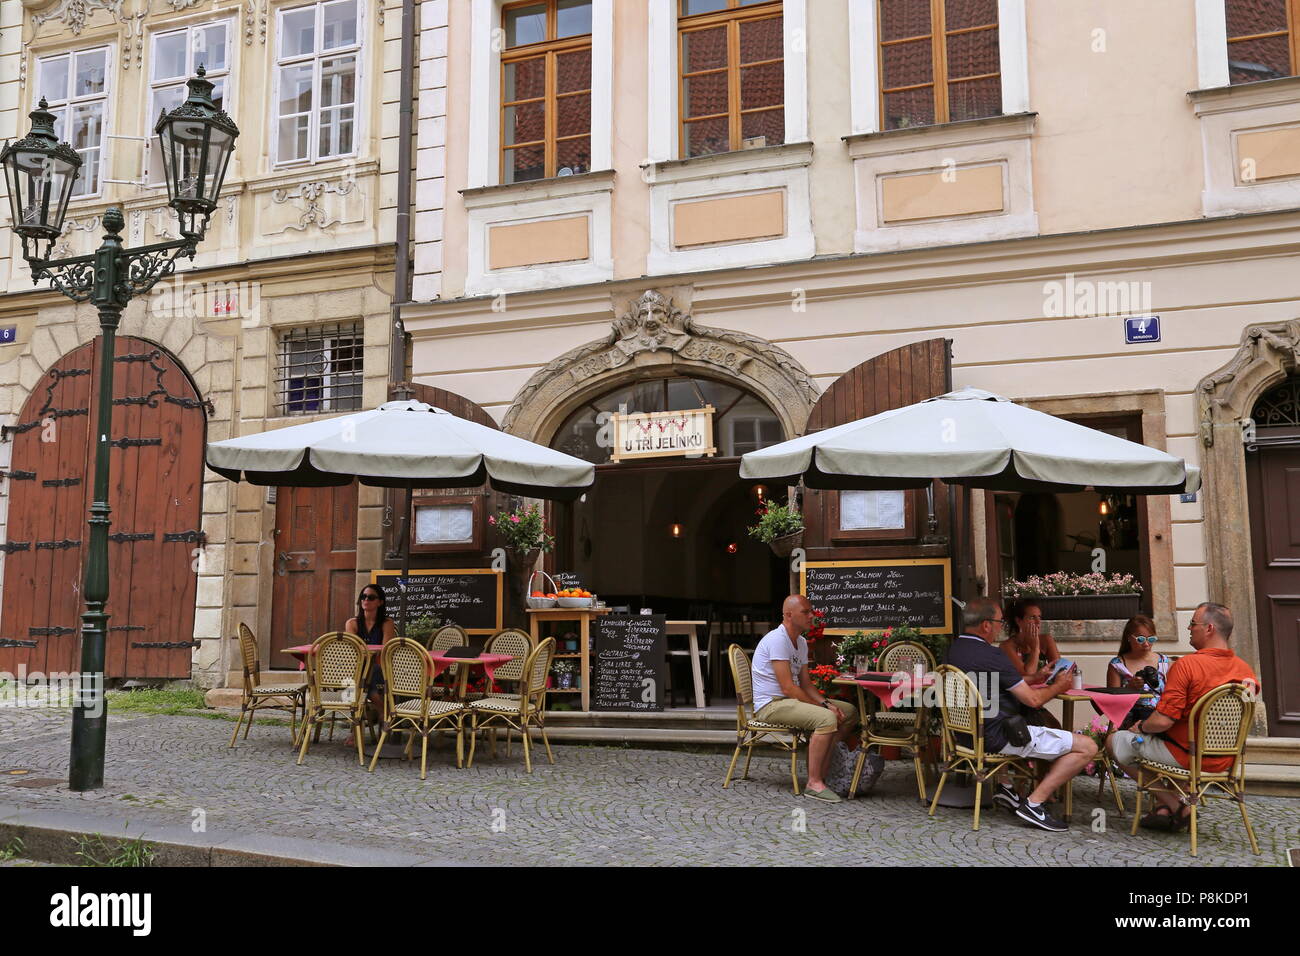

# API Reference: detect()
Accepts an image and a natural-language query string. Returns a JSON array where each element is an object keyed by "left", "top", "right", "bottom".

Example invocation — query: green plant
[
  {"left": 73, "top": 833, "right": 156, "bottom": 867},
  {"left": 106, "top": 688, "right": 208, "bottom": 715},
  {"left": 0, "top": 837, "right": 24, "bottom": 862},
  {"left": 551, "top": 660, "right": 576, "bottom": 677},
  {"left": 745, "top": 500, "right": 803, "bottom": 544},
  {"left": 488, "top": 504, "right": 553, "bottom": 554},
  {"left": 402, "top": 613, "right": 442, "bottom": 642},
  {"left": 834, "top": 625, "right": 949, "bottom": 672},
  {"left": 1002, "top": 572, "right": 1142, "bottom": 598}
]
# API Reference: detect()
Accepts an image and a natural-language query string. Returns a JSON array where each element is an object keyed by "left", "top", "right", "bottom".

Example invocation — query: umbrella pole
[{"left": 399, "top": 485, "right": 413, "bottom": 632}]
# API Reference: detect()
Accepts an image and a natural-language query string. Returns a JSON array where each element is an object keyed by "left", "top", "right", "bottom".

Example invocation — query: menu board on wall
[
  {"left": 801, "top": 559, "right": 951, "bottom": 635},
  {"left": 371, "top": 568, "right": 502, "bottom": 634},
  {"left": 591, "top": 614, "right": 667, "bottom": 712}
]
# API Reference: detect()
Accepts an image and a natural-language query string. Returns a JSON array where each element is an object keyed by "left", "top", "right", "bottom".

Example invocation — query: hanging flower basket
[{"left": 769, "top": 529, "right": 804, "bottom": 557}]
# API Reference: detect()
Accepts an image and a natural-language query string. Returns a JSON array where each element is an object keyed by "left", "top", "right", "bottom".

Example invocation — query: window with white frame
[
  {"left": 277, "top": 322, "right": 364, "bottom": 414},
  {"left": 275, "top": 0, "right": 361, "bottom": 164},
  {"left": 148, "top": 21, "right": 232, "bottom": 184},
  {"left": 36, "top": 47, "right": 112, "bottom": 198}
]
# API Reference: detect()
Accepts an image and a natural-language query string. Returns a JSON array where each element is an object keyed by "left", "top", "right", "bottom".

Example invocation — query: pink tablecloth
[
  {"left": 429, "top": 652, "right": 513, "bottom": 684},
  {"left": 1077, "top": 687, "right": 1144, "bottom": 728},
  {"left": 281, "top": 644, "right": 383, "bottom": 671},
  {"left": 850, "top": 674, "right": 934, "bottom": 707}
]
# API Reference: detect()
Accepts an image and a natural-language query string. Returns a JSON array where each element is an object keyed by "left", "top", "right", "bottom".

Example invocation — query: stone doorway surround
[
  {"left": 1198, "top": 318, "right": 1300, "bottom": 733},
  {"left": 500, "top": 288, "right": 821, "bottom": 444}
]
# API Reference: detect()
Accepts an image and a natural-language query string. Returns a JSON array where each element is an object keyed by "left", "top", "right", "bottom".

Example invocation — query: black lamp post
[{"left": 1, "top": 68, "right": 238, "bottom": 791}]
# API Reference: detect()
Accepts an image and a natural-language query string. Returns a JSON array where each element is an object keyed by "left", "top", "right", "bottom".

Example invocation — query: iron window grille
[{"left": 277, "top": 322, "right": 363, "bottom": 415}]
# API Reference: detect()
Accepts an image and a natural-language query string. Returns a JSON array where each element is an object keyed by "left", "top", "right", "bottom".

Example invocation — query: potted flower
[
  {"left": 809, "top": 663, "right": 843, "bottom": 697},
  {"left": 833, "top": 631, "right": 877, "bottom": 674},
  {"left": 746, "top": 499, "right": 803, "bottom": 557},
  {"left": 1003, "top": 572, "right": 1142, "bottom": 620},
  {"left": 551, "top": 659, "right": 576, "bottom": 690},
  {"left": 489, "top": 503, "right": 554, "bottom": 610},
  {"left": 1076, "top": 715, "right": 1111, "bottom": 777}
]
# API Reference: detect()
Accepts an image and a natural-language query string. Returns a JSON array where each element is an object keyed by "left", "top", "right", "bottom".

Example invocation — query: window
[
  {"left": 500, "top": 0, "right": 593, "bottom": 183},
  {"left": 149, "top": 21, "right": 231, "bottom": 184},
  {"left": 275, "top": 0, "right": 361, "bottom": 164},
  {"left": 277, "top": 322, "right": 363, "bottom": 414},
  {"left": 36, "top": 47, "right": 112, "bottom": 197},
  {"left": 877, "top": 0, "right": 1000, "bottom": 130},
  {"left": 1225, "top": 0, "right": 1299, "bottom": 84},
  {"left": 679, "top": 0, "right": 784, "bottom": 159}
]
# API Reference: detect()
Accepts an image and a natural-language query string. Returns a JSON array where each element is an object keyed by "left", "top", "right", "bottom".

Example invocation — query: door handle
[{"left": 277, "top": 551, "right": 290, "bottom": 576}]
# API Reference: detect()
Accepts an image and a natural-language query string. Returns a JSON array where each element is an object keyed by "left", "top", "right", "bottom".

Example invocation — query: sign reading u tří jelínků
[{"left": 611, "top": 406, "right": 716, "bottom": 462}]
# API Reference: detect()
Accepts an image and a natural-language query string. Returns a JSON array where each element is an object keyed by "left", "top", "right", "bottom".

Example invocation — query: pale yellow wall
[{"left": 1026, "top": 0, "right": 1204, "bottom": 234}]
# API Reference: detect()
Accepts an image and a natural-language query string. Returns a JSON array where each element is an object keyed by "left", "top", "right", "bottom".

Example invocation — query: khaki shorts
[
  {"left": 755, "top": 697, "right": 858, "bottom": 735},
  {"left": 1109, "top": 730, "right": 1179, "bottom": 767},
  {"left": 998, "top": 726, "right": 1075, "bottom": 760}
]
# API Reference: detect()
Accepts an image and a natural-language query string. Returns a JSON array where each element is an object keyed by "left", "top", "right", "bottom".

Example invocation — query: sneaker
[
  {"left": 1015, "top": 801, "right": 1068, "bottom": 832},
  {"left": 992, "top": 785, "right": 1020, "bottom": 812}
]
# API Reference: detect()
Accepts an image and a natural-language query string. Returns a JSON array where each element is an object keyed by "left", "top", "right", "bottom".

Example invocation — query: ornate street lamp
[{"left": 1, "top": 71, "right": 237, "bottom": 791}]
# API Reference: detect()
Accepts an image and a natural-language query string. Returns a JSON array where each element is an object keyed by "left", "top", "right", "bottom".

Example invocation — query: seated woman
[
  {"left": 345, "top": 584, "right": 397, "bottom": 743},
  {"left": 1001, "top": 598, "right": 1062, "bottom": 727},
  {"left": 1106, "top": 614, "right": 1170, "bottom": 730}
]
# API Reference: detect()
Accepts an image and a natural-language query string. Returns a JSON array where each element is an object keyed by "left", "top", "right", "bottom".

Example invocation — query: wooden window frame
[
  {"left": 829, "top": 488, "right": 921, "bottom": 543},
  {"left": 500, "top": 0, "right": 593, "bottom": 183},
  {"left": 877, "top": 0, "right": 1000, "bottom": 130},
  {"left": 678, "top": 0, "right": 784, "bottom": 159},
  {"left": 410, "top": 494, "right": 485, "bottom": 554},
  {"left": 1225, "top": 0, "right": 1300, "bottom": 83}
]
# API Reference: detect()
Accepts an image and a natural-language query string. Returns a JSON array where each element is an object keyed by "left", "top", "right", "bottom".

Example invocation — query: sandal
[
  {"left": 1171, "top": 808, "right": 1193, "bottom": 832},
  {"left": 1139, "top": 805, "right": 1177, "bottom": 831}
]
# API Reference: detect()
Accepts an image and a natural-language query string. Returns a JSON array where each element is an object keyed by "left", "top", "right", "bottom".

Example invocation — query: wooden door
[
  {"left": 0, "top": 337, "right": 205, "bottom": 679},
  {"left": 270, "top": 482, "right": 358, "bottom": 662},
  {"left": 802, "top": 338, "right": 953, "bottom": 560},
  {"left": 1246, "top": 442, "right": 1300, "bottom": 737}
]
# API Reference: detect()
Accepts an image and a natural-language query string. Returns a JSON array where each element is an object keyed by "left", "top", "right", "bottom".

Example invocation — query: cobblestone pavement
[{"left": 1, "top": 705, "right": 1296, "bottom": 866}]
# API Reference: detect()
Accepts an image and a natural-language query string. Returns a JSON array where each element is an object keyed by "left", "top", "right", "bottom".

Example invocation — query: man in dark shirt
[{"left": 944, "top": 596, "right": 1096, "bottom": 832}]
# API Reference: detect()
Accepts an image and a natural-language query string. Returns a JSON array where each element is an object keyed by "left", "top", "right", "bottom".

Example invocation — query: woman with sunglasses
[
  {"left": 1106, "top": 614, "right": 1170, "bottom": 729},
  {"left": 345, "top": 584, "right": 397, "bottom": 741}
]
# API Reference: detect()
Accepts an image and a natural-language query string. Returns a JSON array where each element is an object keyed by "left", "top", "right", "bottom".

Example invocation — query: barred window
[
  {"left": 1225, "top": 0, "right": 1299, "bottom": 84},
  {"left": 277, "top": 322, "right": 363, "bottom": 415}
]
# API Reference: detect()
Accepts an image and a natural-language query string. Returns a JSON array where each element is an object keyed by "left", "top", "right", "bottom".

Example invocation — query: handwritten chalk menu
[
  {"left": 371, "top": 568, "right": 502, "bottom": 634},
  {"left": 801, "top": 559, "right": 952, "bottom": 635},
  {"left": 591, "top": 615, "right": 667, "bottom": 712},
  {"left": 552, "top": 571, "right": 584, "bottom": 593}
]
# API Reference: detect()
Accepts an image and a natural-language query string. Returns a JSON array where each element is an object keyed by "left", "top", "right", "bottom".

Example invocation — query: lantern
[
  {"left": 1, "top": 99, "right": 82, "bottom": 263},
  {"left": 154, "top": 67, "right": 239, "bottom": 240}
]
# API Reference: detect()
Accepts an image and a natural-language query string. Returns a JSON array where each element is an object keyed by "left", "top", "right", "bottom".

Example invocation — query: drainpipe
[{"left": 389, "top": 0, "right": 417, "bottom": 392}]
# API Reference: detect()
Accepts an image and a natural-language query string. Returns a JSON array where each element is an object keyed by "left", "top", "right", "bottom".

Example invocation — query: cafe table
[
  {"left": 1058, "top": 687, "right": 1154, "bottom": 821},
  {"left": 428, "top": 652, "right": 514, "bottom": 701},
  {"left": 665, "top": 620, "right": 708, "bottom": 709}
]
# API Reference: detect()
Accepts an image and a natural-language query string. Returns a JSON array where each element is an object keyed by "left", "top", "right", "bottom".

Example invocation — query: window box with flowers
[{"left": 1003, "top": 572, "right": 1143, "bottom": 621}]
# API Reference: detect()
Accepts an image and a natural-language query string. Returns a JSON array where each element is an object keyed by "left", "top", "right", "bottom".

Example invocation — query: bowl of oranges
[
  {"left": 557, "top": 588, "right": 594, "bottom": 608},
  {"left": 526, "top": 571, "right": 558, "bottom": 609}
]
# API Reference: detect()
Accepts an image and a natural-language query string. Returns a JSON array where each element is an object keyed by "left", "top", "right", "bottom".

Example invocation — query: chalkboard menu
[
  {"left": 551, "top": 571, "right": 583, "bottom": 592},
  {"left": 591, "top": 614, "right": 667, "bottom": 712},
  {"left": 371, "top": 568, "right": 502, "bottom": 634},
  {"left": 801, "top": 559, "right": 951, "bottom": 635}
]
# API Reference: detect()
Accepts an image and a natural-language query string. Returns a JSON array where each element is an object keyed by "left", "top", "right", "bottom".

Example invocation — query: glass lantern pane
[
  {"left": 73, "top": 50, "right": 107, "bottom": 98},
  {"left": 154, "top": 31, "right": 189, "bottom": 81},
  {"left": 322, "top": 0, "right": 358, "bottom": 49},
  {"left": 38, "top": 56, "right": 70, "bottom": 104}
]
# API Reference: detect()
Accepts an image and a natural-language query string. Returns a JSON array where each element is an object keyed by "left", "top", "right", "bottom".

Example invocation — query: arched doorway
[
  {"left": 546, "top": 374, "right": 788, "bottom": 622},
  {"left": 1, "top": 337, "right": 206, "bottom": 679},
  {"left": 1246, "top": 375, "right": 1300, "bottom": 737}
]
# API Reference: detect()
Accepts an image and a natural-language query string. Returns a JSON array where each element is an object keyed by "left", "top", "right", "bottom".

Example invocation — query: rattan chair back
[
  {"left": 935, "top": 664, "right": 985, "bottom": 758},
  {"left": 522, "top": 637, "right": 556, "bottom": 712},
  {"left": 236, "top": 623, "right": 260, "bottom": 691},
  {"left": 728, "top": 644, "right": 755, "bottom": 724},
  {"left": 311, "top": 631, "right": 368, "bottom": 693},
  {"left": 485, "top": 628, "right": 534, "bottom": 683},
  {"left": 383, "top": 638, "right": 431, "bottom": 700},
  {"left": 429, "top": 625, "right": 467, "bottom": 654},
  {"left": 1189, "top": 683, "right": 1254, "bottom": 770},
  {"left": 878, "top": 640, "right": 935, "bottom": 674}
]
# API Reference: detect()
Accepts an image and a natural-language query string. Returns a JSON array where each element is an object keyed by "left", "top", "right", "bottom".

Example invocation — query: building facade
[
  {"left": 400, "top": 0, "right": 1300, "bottom": 736},
  {"left": 0, "top": 0, "right": 424, "bottom": 687}
]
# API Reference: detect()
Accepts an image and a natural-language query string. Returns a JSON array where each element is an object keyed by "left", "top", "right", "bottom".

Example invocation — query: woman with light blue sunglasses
[{"left": 1107, "top": 614, "right": 1171, "bottom": 728}]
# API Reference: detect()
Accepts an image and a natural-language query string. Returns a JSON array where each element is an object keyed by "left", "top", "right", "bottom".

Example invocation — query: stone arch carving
[
  {"left": 501, "top": 289, "right": 821, "bottom": 444},
  {"left": 1195, "top": 318, "right": 1300, "bottom": 732}
]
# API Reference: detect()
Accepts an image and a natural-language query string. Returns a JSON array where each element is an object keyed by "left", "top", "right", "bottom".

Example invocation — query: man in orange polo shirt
[{"left": 1108, "top": 602, "right": 1259, "bottom": 830}]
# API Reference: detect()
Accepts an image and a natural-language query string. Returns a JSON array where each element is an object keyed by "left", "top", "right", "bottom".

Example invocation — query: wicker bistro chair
[
  {"left": 722, "top": 643, "right": 809, "bottom": 795},
  {"left": 465, "top": 638, "right": 557, "bottom": 773},
  {"left": 472, "top": 628, "right": 535, "bottom": 756},
  {"left": 928, "top": 665, "right": 1036, "bottom": 830},
  {"left": 296, "top": 631, "right": 372, "bottom": 767},
  {"left": 426, "top": 624, "right": 469, "bottom": 698},
  {"left": 850, "top": 640, "right": 936, "bottom": 802},
  {"left": 366, "top": 638, "right": 465, "bottom": 778},
  {"left": 228, "top": 623, "right": 308, "bottom": 748},
  {"left": 1128, "top": 682, "right": 1260, "bottom": 857}
]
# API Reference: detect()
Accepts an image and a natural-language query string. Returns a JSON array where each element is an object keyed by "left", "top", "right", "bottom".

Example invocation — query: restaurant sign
[{"left": 611, "top": 406, "right": 716, "bottom": 462}]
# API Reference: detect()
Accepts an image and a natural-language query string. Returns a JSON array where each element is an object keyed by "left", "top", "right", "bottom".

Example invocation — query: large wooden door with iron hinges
[{"left": 0, "top": 337, "right": 206, "bottom": 679}]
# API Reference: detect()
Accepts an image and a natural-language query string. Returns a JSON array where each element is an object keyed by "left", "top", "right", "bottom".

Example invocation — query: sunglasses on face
[
  {"left": 361, "top": 594, "right": 381, "bottom": 602},
  {"left": 1134, "top": 635, "right": 1158, "bottom": 645}
]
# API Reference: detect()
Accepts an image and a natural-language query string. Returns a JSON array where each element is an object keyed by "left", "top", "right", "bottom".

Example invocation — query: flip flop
[{"left": 804, "top": 786, "right": 842, "bottom": 803}]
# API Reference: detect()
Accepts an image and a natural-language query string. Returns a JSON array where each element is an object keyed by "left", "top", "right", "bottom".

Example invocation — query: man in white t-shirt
[{"left": 750, "top": 594, "right": 859, "bottom": 802}]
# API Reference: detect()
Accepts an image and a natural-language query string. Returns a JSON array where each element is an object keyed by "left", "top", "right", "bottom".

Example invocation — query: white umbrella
[
  {"left": 207, "top": 400, "right": 594, "bottom": 624},
  {"left": 740, "top": 386, "right": 1200, "bottom": 494}
]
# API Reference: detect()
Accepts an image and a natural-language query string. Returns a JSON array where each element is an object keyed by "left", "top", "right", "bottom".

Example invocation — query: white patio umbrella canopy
[
  {"left": 740, "top": 386, "right": 1200, "bottom": 494},
  {"left": 206, "top": 400, "right": 594, "bottom": 498}
]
